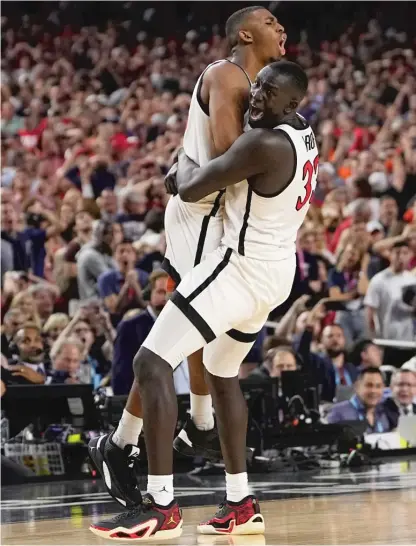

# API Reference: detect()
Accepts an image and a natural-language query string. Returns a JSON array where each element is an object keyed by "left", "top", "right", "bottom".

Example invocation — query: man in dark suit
[
  {"left": 111, "top": 270, "right": 168, "bottom": 395},
  {"left": 384, "top": 369, "right": 416, "bottom": 429}
]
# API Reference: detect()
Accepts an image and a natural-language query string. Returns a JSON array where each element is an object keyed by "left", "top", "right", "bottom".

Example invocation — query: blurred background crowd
[{"left": 1, "top": 1, "right": 415, "bottom": 435}]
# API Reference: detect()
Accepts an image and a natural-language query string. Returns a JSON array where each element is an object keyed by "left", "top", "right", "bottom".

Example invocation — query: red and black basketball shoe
[
  {"left": 197, "top": 496, "right": 265, "bottom": 535},
  {"left": 89, "top": 494, "right": 183, "bottom": 541}
]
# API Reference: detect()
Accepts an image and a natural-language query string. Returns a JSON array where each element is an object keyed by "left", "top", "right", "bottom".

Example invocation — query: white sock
[
  {"left": 112, "top": 410, "right": 143, "bottom": 449},
  {"left": 147, "top": 474, "right": 174, "bottom": 506},
  {"left": 226, "top": 472, "right": 250, "bottom": 503},
  {"left": 190, "top": 393, "right": 214, "bottom": 431}
]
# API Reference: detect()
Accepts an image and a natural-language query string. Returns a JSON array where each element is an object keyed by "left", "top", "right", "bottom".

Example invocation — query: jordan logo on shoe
[{"left": 168, "top": 514, "right": 176, "bottom": 525}]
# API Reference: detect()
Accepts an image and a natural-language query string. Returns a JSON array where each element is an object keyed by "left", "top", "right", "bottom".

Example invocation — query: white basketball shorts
[
  {"left": 143, "top": 245, "right": 296, "bottom": 377},
  {"left": 162, "top": 193, "right": 224, "bottom": 285}
]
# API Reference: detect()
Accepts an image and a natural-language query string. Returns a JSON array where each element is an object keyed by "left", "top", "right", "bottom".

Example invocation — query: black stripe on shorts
[
  {"left": 226, "top": 329, "right": 261, "bottom": 343},
  {"left": 187, "top": 247, "right": 232, "bottom": 303},
  {"left": 194, "top": 189, "right": 225, "bottom": 266},
  {"left": 238, "top": 188, "right": 252, "bottom": 256},
  {"left": 171, "top": 291, "right": 216, "bottom": 344},
  {"left": 161, "top": 257, "right": 181, "bottom": 286}
]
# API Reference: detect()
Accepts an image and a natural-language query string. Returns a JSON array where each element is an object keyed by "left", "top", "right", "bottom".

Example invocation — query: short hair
[
  {"left": 356, "top": 367, "right": 384, "bottom": 383},
  {"left": 350, "top": 339, "right": 375, "bottom": 365},
  {"left": 149, "top": 269, "right": 168, "bottom": 290},
  {"left": 53, "top": 338, "right": 83, "bottom": 360},
  {"left": 28, "top": 283, "right": 54, "bottom": 298},
  {"left": 43, "top": 313, "right": 70, "bottom": 334},
  {"left": 392, "top": 239, "right": 409, "bottom": 250},
  {"left": 268, "top": 61, "right": 309, "bottom": 97},
  {"left": 15, "top": 322, "right": 42, "bottom": 340},
  {"left": 115, "top": 238, "right": 134, "bottom": 248},
  {"left": 391, "top": 368, "right": 416, "bottom": 384},
  {"left": 225, "top": 6, "right": 264, "bottom": 49}
]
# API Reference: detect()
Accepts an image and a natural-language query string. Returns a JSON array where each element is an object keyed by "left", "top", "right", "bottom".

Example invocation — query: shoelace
[
  {"left": 111, "top": 498, "right": 153, "bottom": 523},
  {"left": 112, "top": 507, "right": 143, "bottom": 523}
]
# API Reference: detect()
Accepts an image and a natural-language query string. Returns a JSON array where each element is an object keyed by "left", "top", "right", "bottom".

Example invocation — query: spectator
[
  {"left": 327, "top": 367, "right": 390, "bottom": 433},
  {"left": 328, "top": 243, "right": 369, "bottom": 347},
  {"left": 77, "top": 220, "right": 120, "bottom": 300},
  {"left": 96, "top": 189, "right": 119, "bottom": 223},
  {"left": 364, "top": 241, "right": 415, "bottom": 360},
  {"left": 98, "top": 238, "right": 148, "bottom": 323},
  {"left": 49, "top": 338, "right": 86, "bottom": 385},
  {"left": 29, "top": 284, "right": 55, "bottom": 325},
  {"left": 8, "top": 324, "right": 48, "bottom": 383},
  {"left": 42, "top": 313, "right": 70, "bottom": 348},
  {"left": 1, "top": 308, "right": 27, "bottom": 359},
  {"left": 296, "top": 300, "right": 358, "bottom": 402},
  {"left": 248, "top": 347, "right": 298, "bottom": 383},
  {"left": 384, "top": 369, "right": 416, "bottom": 428},
  {"left": 116, "top": 189, "right": 147, "bottom": 240},
  {"left": 9, "top": 290, "right": 41, "bottom": 328},
  {"left": 349, "top": 339, "right": 383, "bottom": 370},
  {"left": 112, "top": 270, "right": 168, "bottom": 395}
]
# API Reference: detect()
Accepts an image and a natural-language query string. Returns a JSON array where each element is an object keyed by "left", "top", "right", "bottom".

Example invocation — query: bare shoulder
[
  {"left": 244, "top": 128, "right": 294, "bottom": 158},
  {"left": 203, "top": 60, "right": 250, "bottom": 91}
]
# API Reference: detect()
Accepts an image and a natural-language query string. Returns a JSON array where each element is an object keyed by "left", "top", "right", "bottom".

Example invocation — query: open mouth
[
  {"left": 249, "top": 105, "right": 263, "bottom": 122},
  {"left": 278, "top": 34, "right": 286, "bottom": 56}
]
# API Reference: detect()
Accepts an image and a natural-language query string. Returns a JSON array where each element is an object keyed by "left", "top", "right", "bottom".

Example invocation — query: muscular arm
[
  {"left": 177, "top": 130, "right": 293, "bottom": 203},
  {"left": 202, "top": 62, "right": 250, "bottom": 155}
]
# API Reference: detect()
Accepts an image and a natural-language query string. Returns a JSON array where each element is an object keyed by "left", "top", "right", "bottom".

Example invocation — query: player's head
[
  {"left": 249, "top": 61, "right": 308, "bottom": 129},
  {"left": 225, "top": 6, "right": 286, "bottom": 63}
]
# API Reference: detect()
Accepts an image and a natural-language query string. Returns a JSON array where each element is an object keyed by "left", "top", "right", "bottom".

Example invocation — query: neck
[
  {"left": 230, "top": 48, "right": 265, "bottom": 82},
  {"left": 391, "top": 265, "right": 403, "bottom": 274},
  {"left": 332, "top": 353, "right": 345, "bottom": 368}
]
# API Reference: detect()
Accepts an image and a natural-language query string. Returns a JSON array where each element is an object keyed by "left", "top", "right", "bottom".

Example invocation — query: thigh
[
  {"left": 173, "top": 247, "right": 260, "bottom": 341},
  {"left": 163, "top": 196, "right": 223, "bottom": 283},
  {"left": 203, "top": 311, "right": 268, "bottom": 378}
]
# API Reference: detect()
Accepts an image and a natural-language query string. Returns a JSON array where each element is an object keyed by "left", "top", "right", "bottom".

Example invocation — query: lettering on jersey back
[{"left": 302, "top": 132, "right": 316, "bottom": 152}]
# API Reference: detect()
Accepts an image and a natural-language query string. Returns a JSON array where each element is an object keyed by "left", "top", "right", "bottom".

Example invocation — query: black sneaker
[
  {"left": 89, "top": 493, "right": 183, "bottom": 541},
  {"left": 173, "top": 416, "right": 254, "bottom": 463},
  {"left": 173, "top": 416, "right": 222, "bottom": 461},
  {"left": 88, "top": 431, "right": 142, "bottom": 508}
]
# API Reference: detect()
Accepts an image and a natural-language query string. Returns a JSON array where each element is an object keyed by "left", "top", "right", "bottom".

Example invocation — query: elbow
[{"left": 178, "top": 184, "right": 199, "bottom": 203}]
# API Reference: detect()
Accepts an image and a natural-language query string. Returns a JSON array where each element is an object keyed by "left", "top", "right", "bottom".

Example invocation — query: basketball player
[
  {"left": 88, "top": 5, "right": 287, "bottom": 509},
  {"left": 90, "top": 61, "right": 317, "bottom": 540}
]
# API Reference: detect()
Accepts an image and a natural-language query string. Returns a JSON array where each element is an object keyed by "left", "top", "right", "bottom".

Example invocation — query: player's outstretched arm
[{"left": 177, "top": 129, "right": 278, "bottom": 202}]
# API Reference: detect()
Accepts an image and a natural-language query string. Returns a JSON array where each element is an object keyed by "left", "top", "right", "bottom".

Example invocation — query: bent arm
[{"left": 177, "top": 130, "right": 277, "bottom": 202}]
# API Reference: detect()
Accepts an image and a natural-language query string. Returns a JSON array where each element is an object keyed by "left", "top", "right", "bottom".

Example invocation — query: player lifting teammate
[{"left": 91, "top": 61, "right": 317, "bottom": 541}]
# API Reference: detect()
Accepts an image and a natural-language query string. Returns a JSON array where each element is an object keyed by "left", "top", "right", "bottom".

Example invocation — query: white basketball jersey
[
  {"left": 182, "top": 60, "right": 251, "bottom": 206},
  {"left": 222, "top": 116, "right": 319, "bottom": 261}
]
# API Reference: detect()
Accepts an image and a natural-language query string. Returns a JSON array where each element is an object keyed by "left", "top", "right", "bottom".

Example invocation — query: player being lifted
[{"left": 89, "top": 4, "right": 287, "bottom": 509}]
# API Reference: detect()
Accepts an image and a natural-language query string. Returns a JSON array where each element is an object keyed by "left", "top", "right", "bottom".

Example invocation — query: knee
[
  {"left": 205, "top": 370, "right": 239, "bottom": 398},
  {"left": 133, "top": 347, "right": 172, "bottom": 387}
]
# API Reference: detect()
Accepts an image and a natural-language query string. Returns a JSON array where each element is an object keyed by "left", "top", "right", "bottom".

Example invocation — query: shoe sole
[
  {"left": 89, "top": 520, "right": 183, "bottom": 541},
  {"left": 197, "top": 514, "right": 265, "bottom": 535},
  {"left": 88, "top": 437, "right": 133, "bottom": 509}
]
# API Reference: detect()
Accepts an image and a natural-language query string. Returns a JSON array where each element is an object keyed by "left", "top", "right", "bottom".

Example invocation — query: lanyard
[
  {"left": 350, "top": 396, "right": 384, "bottom": 433},
  {"left": 334, "top": 366, "right": 353, "bottom": 386}
]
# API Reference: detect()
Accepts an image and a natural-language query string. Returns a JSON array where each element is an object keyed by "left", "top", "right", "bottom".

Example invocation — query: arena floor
[{"left": 2, "top": 463, "right": 416, "bottom": 545}]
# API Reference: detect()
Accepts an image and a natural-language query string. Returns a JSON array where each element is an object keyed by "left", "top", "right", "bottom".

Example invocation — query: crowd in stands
[{"left": 1, "top": 2, "right": 415, "bottom": 438}]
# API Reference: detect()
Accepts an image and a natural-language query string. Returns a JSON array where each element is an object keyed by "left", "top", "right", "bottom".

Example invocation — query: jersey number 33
[{"left": 296, "top": 154, "right": 319, "bottom": 211}]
